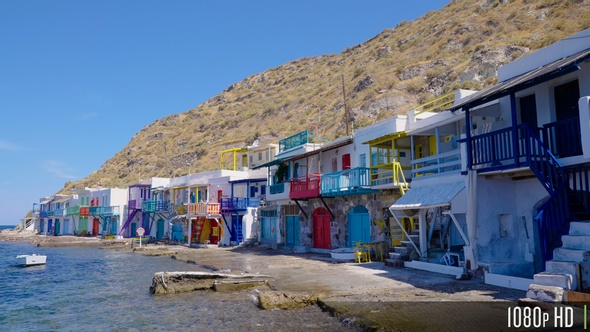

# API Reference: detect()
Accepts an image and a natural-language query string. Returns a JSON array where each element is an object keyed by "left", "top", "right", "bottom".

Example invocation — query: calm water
[{"left": 0, "top": 242, "right": 353, "bottom": 332}]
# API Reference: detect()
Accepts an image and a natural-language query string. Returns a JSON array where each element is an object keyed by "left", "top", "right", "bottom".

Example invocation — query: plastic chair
[{"left": 353, "top": 242, "right": 369, "bottom": 263}]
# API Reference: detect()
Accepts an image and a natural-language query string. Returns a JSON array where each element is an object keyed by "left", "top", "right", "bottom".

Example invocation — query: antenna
[{"left": 341, "top": 74, "right": 350, "bottom": 136}]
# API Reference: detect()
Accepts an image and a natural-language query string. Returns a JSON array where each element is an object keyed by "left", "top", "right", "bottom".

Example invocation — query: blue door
[
  {"left": 47, "top": 219, "right": 53, "bottom": 235},
  {"left": 285, "top": 215, "right": 300, "bottom": 247},
  {"left": 348, "top": 206, "right": 370, "bottom": 247},
  {"left": 130, "top": 223, "right": 137, "bottom": 238},
  {"left": 156, "top": 219, "right": 165, "bottom": 240}
]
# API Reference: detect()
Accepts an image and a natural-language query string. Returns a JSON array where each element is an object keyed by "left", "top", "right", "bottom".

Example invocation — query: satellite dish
[{"left": 252, "top": 139, "right": 260, "bottom": 147}]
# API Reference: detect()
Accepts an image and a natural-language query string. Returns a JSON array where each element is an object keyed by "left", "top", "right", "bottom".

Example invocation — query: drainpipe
[{"left": 510, "top": 92, "right": 519, "bottom": 166}]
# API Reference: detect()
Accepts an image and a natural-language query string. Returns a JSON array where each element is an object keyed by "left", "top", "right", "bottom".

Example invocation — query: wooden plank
[{"left": 566, "top": 290, "right": 590, "bottom": 304}]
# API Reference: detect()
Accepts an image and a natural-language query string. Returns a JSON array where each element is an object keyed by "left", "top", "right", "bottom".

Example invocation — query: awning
[
  {"left": 251, "top": 158, "right": 283, "bottom": 170},
  {"left": 390, "top": 181, "right": 465, "bottom": 210}
]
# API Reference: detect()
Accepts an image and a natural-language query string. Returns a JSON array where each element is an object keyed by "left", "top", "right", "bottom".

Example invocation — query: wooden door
[
  {"left": 348, "top": 206, "right": 370, "bottom": 247},
  {"left": 312, "top": 207, "right": 331, "bottom": 249},
  {"left": 342, "top": 154, "right": 351, "bottom": 170},
  {"left": 285, "top": 215, "right": 300, "bottom": 247}
]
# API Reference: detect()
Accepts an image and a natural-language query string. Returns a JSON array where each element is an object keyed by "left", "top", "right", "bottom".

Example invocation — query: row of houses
[{"left": 26, "top": 29, "right": 590, "bottom": 297}]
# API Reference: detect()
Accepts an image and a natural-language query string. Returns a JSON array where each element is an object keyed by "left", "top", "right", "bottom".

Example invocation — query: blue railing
[
  {"left": 520, "top": 126, "right": 569, "bottom": 265},
  {"left": 142, "top": 200, "right": 169, "bottom": 212},
  {"left": 469, "top": 124, "right": 571, "bottom": 265},
  {"left": 220, "top": 197, "right": 260, "bottom": 212},
  {"left": 320, "top": 167, "right": 372, "bottom": 195},
  {"left": 470, "top": 127, "right": 517, "bottom": 169},
  {"left": 542, "top": 117, "right": 582, "bottom": 158},
  {"left": 269, "top": 182, "right": 285, "bottom": 194},
  {"left": 412, "top": 149, "right": 461, "bottom": 178},
  {"left": 278, "top": 130, "right": 309, "bottom": 152}
]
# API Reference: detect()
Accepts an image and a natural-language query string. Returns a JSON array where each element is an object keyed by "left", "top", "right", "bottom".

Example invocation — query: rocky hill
[{"left": 63, "top": 0, "right": 590, "bottom": 192}]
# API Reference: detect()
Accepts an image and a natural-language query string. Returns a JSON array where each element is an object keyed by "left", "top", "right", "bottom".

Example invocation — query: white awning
[{"left": 390, "top": 181, "right": 465, "bottom": 210}]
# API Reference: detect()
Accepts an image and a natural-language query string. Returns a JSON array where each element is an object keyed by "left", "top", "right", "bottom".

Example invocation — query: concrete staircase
[
  {"left": 527, "top": 221, "right": 590, "bottom": 302},
  {"left": 385, "top": 230, "right": 419, "bottom": 268}
]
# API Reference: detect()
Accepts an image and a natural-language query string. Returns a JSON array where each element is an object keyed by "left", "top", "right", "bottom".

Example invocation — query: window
[
  {"left": 331, "top": 158, "right": 337, "bottom": 172},
  {"left": 258, "top": 152, "right": 262, "bottom": 161},
  {"left": 359, "top": 154, "right": 366, "bottom": 168}
]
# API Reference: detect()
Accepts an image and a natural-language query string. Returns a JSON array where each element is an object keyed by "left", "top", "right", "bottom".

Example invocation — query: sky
[{"left": 0, "top": 0, "right": 450, "bottom": 225}]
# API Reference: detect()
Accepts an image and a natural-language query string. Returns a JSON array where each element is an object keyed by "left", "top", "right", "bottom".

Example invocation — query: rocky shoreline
[{"left": 1, "top": 229, "right": 528, "bottom": 331}]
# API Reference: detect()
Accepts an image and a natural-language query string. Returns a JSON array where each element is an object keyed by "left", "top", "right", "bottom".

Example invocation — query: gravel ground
[{"left": 2, "top": 230, "right": 531, "bottom": 331}]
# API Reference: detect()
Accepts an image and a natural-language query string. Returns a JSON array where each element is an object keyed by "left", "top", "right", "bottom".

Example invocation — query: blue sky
[{"left": 0, "top": 0, "right": 449, "bottom": 225}]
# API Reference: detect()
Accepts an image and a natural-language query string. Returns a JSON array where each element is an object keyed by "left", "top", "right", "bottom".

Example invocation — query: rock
[
  {"left": 255, "top": 290, "right": 324, "bottom": 310},
  {"left": 149, "top": 271, "right": 271, "bottom": 294}
]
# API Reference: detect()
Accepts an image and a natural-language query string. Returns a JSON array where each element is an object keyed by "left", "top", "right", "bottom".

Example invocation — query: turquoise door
[
  {"left": 55, "top": 220, "right": 61, "bottom": 235},
  {"left": 285, "top": 215, "right": 300, "bottom": 247},
  {"left": 156, "top": 219, "right": 165, "bottom": 240},
  {"left": 261, "top": 217, "right": 273, "bottom": 239},
  {"left": 110, "top": 219, "right": 118, "bottom": 235},
  {"left": 130, "top": 223, "right": 137, "bottom": 238},
  {"left": 348, "top": 206, "right": 370, "bottom": 247}
]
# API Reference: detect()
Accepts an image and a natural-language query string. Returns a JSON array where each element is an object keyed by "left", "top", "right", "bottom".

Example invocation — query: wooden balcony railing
[
  {"left": 321, "top": 167, "right": 373, "bottom": 196},
  {"left": 541, "top": 116, "right": 582, "bottom": 158},
  {"left": 66, "top": 206, "right": 80, "bottom": 216},
  {"left": 142, "top": 200, "right": 169, "bottom": 212},
  {"left": 220, "top": 197, "right": 261, "bottom": 212},
  {"left": 289, "top": 174, "right": 321, "bottom": 199},
  {"left": 412, "top": 149, "right": 461, "bottom": 178},
  {"left": 270, "top": 182, "right": 285, "bottom": 194},
  {"left": 79, "top": 206, "right": 89, "bottom": 216},
  {"left": 189, "top": 202, "right": 221, "bottom": 215}
]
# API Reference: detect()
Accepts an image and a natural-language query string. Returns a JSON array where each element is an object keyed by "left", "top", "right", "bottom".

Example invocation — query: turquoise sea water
[{"left": 0, "top": 241, "right": 352, "bottom": 332}]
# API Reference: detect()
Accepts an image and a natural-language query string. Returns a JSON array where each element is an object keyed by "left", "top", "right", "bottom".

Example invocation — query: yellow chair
[{"left": 353, "top": 242, "right": 370, "bottom": 263}]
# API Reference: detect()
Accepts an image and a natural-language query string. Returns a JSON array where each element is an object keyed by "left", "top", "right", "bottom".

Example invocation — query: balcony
[
  {"left": 39, "top": 211, "right": 48, "bottom": 218},
  {"left": 321, "top": 167, "right": 377, "bottom": 197},
  {"left": 128, "top": 199, "right": 142, "bottom": 210},
  {"left": 189, "top": 202, "right": 221, "bottom": 216},
  {"left": 51, "top": 209, "right": 64, "bottom": 217},
  {"left": 412, "top": 149, "right": 461, "bottom": 178},
  {"left": 79, "top": 206, "right": 89, "bottom": 216},
  {"left": 541, "top": 117, "right": 582, "bottom": 158},
  {"left": 267, "top": 181, "right": 291, "bottom": 201},
  {"left": 66, "top": 206, "right": 80, "bottom": 216},
  {"left": 220, "top": 197, "right": 261, "bottom": 213},
  {"left": 142, "top": 200, "right": 169, "bottom": 213},
  {"left": 279, "top": 130, "right": 309, "bottom": 152},
  {"left": 289, "top": 174, "right": 321, "bottom": 200},
  {"left": 171, "top": 203, "right": 186, "bottom": 215},
  {"left": 89, "top": 206, "right": 120, "bottom": 217}
]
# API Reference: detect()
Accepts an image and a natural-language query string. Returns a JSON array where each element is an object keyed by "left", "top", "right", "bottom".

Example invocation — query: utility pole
[{"left": 341, "top": 74, "right": 350, "bottom": 136}]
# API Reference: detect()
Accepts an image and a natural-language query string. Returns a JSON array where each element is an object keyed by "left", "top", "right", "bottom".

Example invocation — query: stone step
[
  {"left": 553, "top": 247, "right": 590, "bottom": 262},
  {"left": 400, "top": 240, "right": 419, "bottom": 247},
  {"left": 384, "top": 259, "right": 404, "bottom": 268},
  {"left": 545, "top": 260, "right": 579, "bottom": 291},
  {"left": 526, "top": 283, "right": 565, "bottom": 303},
  {"left": 388, "top": 252, "right": 405, "bottom": 260},
  {"left": 561, "top": 235, "right": 590, "bottom": 250},
  {"left": 533, "top": 272, "right": 574, "bottom": 290},
  {"left": 394, "top": 246, "right": 411, "bottom": 254},
  {"left": 569, "top": 222, "right": 590, "bottom": 236}
]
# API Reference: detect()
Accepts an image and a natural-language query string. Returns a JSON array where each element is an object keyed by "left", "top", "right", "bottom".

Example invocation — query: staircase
[
  {"left": 193, "top": 217, "right": 205, "bottom": 242},
  {"left": 385, "top": 228, "right": 419, "bottom": 268},
  {"left": 118, "top": 209, "right": 138, "bottom": 236},
  {"left": 528, "top": 221, "right": 590, "bottom": 302}
]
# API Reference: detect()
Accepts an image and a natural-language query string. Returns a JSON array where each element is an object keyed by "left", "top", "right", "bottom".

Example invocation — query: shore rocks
[
  {"left": 254, "top": 290, "right": 324, "bottom": 310},
  {"left": 149, "top": 271, "right": 271, "bottom": 294}
]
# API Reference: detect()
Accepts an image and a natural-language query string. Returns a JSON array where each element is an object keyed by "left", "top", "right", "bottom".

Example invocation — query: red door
[
  {"left": 217, "top": 190, "right": 223, "bottom": 202},
  {"left": 92, "top": 218, "right": 100, "bottom": 236},
  {"left": 312, "top": 207, "right": 331, "bottom": 249},
  {"left": 342, "top": 154, "right": 351, "bottom": 170}
]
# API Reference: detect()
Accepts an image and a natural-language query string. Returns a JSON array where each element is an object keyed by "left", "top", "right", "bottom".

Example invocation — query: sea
[{"left": 0, "top": 237, "right": 354, "bottom": 331}]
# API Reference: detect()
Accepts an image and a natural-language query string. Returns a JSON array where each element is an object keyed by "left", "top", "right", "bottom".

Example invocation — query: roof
[
  {"left": 390, "top": 181, "right": 465, "bottom": 210},
  {"left": 450, "top": 47, "right": 590, "bottom": 112}
]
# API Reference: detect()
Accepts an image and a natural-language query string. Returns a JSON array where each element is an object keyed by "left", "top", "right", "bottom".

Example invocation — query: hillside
[{"left": 63, "top": 0, "right": 590, "bottom": 192}]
